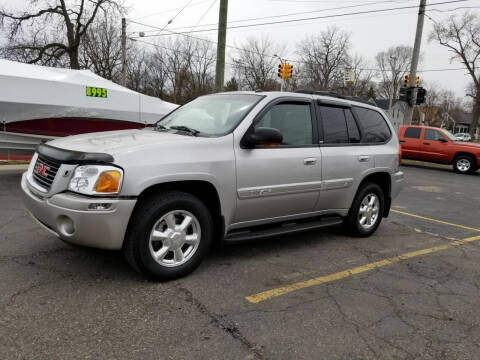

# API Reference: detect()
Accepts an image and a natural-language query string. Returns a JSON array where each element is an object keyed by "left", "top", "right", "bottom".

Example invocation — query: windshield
[
  {"left": 156, "top": 94, "right": 263, "bottom": 136},
  {"left": 440, "top": 128, "right": 457, "bottom": 141}
]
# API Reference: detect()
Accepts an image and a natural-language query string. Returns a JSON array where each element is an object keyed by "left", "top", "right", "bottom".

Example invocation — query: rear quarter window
[{"left": 354, "top": 107, "right": 391, "bottom": 143}]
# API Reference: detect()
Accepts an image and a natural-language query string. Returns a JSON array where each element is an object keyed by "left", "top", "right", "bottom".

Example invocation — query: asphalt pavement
[{"left": 1, "top": 164, "right": 480, "bottom": 360}]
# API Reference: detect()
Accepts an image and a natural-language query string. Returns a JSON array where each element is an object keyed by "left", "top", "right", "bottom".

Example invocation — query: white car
[{"left": 455, "top": 133, "right": 471, "bottom": 142}]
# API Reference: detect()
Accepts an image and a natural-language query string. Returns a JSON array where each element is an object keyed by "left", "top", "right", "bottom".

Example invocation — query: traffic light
[
  {"left": 414, "top": 75, "right": 419, "bottom": 87},
  {"left": 416, "top": 87, "right": 426, "bottom": 105},
  {"left": 403, "top": 74, "right": 410, "bottom": 88},
  {"left": 284, "top": 64, "right": 293, "bottom": 78},
  {"left": 278, "top": 63, "right": 293, "bottom": 79}
]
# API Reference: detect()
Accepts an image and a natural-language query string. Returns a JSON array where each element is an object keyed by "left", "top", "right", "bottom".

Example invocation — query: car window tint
[
  {"left": 255, "top": 103, "right": 313, "bottom": 145},
  {"left": 404, "top": 127, "right": 421, "bottom": 139},
  {"left": 354, "top": 107, "right": 391, "bottom": 143},
  {"left": 425, "top": 129, "right": 445, "bottom": 141},
  {"left": 320, "top": 106, "right": 349, "bottom": 144},
  {"left": 345, "top": 109, "right": 361, "bottom": 143}
]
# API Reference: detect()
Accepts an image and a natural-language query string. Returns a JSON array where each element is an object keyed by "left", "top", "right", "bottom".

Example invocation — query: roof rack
[{"left": 294, "top": 89, "right": 375, "bottom": 106}]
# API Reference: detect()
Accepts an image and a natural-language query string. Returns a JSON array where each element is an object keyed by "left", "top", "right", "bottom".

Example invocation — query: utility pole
[
  {"left": 215, "top": 0, "right": 228, "bottom": 92},
  {"left": 403, "top": 0, "right": 426, "bottom": 125},
  {"left": 121, "top": 17, "right": 127, "bottom": 87}
]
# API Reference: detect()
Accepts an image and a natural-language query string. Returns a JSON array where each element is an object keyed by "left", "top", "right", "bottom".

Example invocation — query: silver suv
[{"left": 22, "top": 91, "right": 404, "bottom": 280}]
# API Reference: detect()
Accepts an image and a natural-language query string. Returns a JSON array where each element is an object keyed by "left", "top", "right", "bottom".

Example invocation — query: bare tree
[
  {"left": 231, "top": 37, "right": 279, "bottom": 91},
  {"left": 344, "top": 54, "right": 375, "bottom": 98},
  {"left": 430, "top": 11, "right": 480, "bottom": 138},
  {"left": 0, "top": 0, "right": 122, "bottom": 69},
  {"left": 297, "top": 27, "right": 350, "bottom": 91},
  {"left": 80, "top": 13, "right": 123, "bottom": 80},
  {"left": 375, "top": 46, "right": 413, "bottom": 106}
]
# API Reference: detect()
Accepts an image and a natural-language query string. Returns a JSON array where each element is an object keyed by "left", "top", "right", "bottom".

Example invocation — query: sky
[
  {"left": 124, "top": 0, "right": 479, "bottom": 99},
  {"left": 2, "top": 0, "right": 479, "bottom": 99}
]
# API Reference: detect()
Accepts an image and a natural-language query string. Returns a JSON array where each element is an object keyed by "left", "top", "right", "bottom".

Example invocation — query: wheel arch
[
  {"left": 453, "top": 151, "right": 477, "bottom": 163},
  {"left": 129, "top": 180, "right": 225, "bottom": 247},
  {"left": 357, "top": 171, "right": 392, "bottom": 217}
]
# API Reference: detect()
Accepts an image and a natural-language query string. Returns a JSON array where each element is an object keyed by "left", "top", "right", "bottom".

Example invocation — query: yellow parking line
[
  {"left": 245, "top": 234, "right": 480, "bottom": 304},
  {"left": 391, "top": 209, "right": 480, "bottom": 233}
]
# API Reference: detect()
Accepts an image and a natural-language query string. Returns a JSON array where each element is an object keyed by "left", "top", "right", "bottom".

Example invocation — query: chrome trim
[
  {"left": 237, "top": 180, "right": 322, "bottom": 199},
  {"left": 321, "top": 178, "right": 354, "bottom": 191}
]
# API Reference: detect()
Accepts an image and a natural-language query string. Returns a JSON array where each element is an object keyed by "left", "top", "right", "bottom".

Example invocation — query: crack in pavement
[{"left": 176, "top": 286, "right": 264, "bottom": 360}]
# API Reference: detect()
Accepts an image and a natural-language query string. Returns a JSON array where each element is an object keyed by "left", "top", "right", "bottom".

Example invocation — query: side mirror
[
  {"left": 243, "top": 127, "right": 283, "bottom": 148},
  {"left": 438, "top": 138, "right": 448, "bottom": 143}
]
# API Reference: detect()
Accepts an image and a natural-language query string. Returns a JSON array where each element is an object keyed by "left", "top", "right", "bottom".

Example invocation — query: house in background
[
  {"left": 374, "top": 99, "right": 405, "bottom": 130},
  {"left": 447, "top": 110, "right": 479, "bottom": 139}
]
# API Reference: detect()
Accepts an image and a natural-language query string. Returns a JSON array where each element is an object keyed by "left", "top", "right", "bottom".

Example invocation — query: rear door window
[
  {"left": 345, "top": 109, "right": 361, "bottom": 143},
  {"left": 354, "top": 107, "right": 391, "bottom": 143},
  {"left": 404, "top": 127, "right": 421, "bottom": 139},
  {"left": 320, "top": 106, "right": 349, "bottom": 144}
]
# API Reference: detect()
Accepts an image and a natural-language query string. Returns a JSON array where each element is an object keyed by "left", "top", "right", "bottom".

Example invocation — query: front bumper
[
  {"left": 391, "top": 170, "right": 404, "bottom": 199},
  {"left": 21, "top": 172, "right": 137, "bottom": 250}
]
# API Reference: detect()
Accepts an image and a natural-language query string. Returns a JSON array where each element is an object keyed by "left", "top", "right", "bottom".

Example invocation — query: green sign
[{"left": 86, "top": 86, "right": 107, "bottom": 98}]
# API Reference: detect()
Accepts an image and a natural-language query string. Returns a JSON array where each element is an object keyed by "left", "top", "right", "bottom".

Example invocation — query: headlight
[{"left": 68, "top": 165, "right": 123, "bottom": 195}]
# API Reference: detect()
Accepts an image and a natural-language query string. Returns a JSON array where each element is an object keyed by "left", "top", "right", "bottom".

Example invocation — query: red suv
[{"left": 398, "top": 125, "right": 480, "bottom": 174}]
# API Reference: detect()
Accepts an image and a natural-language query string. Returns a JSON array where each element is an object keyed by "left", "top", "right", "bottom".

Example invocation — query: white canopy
[{"left": 0, "top": 59, "right": 178, "bottom": 124}]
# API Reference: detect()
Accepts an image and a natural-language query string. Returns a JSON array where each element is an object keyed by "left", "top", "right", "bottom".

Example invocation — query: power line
[
  {"left": 133, "top": 38, "right": 470, "bottom": 74},
  {"left": 156, "top": 0, "right": 196, "bottom": 34},
  {"left": 132, "top": 0, "right": 211, "bottom": 21},
  {"left": 134, "top": 0, "right": 417, "bottom": 34},
  {"left": 129, "top": 0, "right": 470, "bottom": 38}
]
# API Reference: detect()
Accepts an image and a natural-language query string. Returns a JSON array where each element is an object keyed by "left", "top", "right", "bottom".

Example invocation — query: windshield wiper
[
  {"left": 154, "top": 124, "right": 169, "bottom": 131},
  {"left": 169, "top": 125, "right": 200, "bottom": 136}
]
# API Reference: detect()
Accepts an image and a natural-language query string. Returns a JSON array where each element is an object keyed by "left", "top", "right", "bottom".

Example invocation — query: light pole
[{"left": 388, "top": 56, "right": 397, "bottom": 113}]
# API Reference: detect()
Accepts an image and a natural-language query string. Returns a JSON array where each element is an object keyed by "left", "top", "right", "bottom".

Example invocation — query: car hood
[
  {"left": 453, "top": 141, "right": 480, "bottom": 149},
  {"left": 47, "top": 128, "right": 202, "bottom": 157}
]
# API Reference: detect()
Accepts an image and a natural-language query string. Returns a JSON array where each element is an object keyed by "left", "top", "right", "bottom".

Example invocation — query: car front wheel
[
  {"left": 124, "top": 191, "right": 213, "bottom": 281},
  {"left": 453, "top": 155, "right": 476, "bottom": 174}
]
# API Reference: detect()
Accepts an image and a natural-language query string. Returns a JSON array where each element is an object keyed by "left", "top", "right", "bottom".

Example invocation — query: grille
[{"left": 32, "top": 155, "right": 61, "bottom": 190}]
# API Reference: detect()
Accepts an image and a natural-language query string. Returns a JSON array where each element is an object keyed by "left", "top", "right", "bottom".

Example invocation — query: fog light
[
  {"left": 88, "top": 203, "right": 112, "bottom": 211},
  {"left": 57, "top": 215, "right": 75, "bottom": 236}
]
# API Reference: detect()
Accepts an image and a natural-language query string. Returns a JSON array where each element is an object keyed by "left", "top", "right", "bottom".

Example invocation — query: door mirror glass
[{"left": 243, "top": 127, "right": 283, "bottom": 148}]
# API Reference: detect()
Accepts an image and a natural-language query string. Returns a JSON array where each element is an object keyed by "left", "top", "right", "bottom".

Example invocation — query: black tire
[
  {"left": 344, "top": 182, "right": 384, "bottom": 237},
  {"left": 123, "top": 191, "right": 213, "bottom": 281},
  {"left": 453, "top": 155, "right": 477, "bottom": 174}
]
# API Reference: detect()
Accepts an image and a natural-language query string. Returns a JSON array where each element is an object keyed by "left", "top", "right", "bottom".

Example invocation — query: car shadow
[{"left": 401, "top": 162, "right": 480, "bottom": 176}]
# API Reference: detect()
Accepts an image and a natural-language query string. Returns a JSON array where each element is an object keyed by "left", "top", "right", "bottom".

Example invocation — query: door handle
[
  {"left": 303, "top": 158, "right": 317, "bottom": 165},
  {"left": 423, "top": 142, "right": 430, "bottom": 145},
  {"left": 358, "top": 155, "right": 370, "bottom": 162},
  {"left": 399, "top": 140, "right": 406, "bottom": 143}
]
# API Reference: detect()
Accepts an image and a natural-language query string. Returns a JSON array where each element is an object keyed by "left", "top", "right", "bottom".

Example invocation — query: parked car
[
  {"left": 399, "top": 125, "right": 480, "bottom": 174},
  {"left": 454, "top": 133, "right": 472, "bottom": 142},
  {"left": 22, "top": 91, "right": 404, "bottom": 280}
]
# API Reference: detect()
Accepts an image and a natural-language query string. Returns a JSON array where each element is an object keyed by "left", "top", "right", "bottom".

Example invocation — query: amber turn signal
[{"left": 95, "top": 171, "right": 121, "bottom": 193}]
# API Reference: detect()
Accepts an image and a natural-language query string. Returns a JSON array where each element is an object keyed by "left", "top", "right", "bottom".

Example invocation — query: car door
[
  {"left": 421, "top": 128, "right": 450, "bottom": 163},
  {"left": 234, "top": 98, "right": 322, "bottom": 224},
  {"left": 399, "top": 126, "right": 425, "bottom": 160},
  {"left": 314, "top": 102, "right": 376, "bottom": 211}
]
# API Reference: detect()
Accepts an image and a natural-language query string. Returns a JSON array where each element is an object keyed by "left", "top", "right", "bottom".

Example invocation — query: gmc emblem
[{"left": 34, "top": 163, "right": 50, "bottom": 177}]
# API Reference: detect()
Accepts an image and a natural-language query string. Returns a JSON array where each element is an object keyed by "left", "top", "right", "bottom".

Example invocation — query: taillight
[{"left": 398, "top": 146, "right": 402, "bottom": 167}]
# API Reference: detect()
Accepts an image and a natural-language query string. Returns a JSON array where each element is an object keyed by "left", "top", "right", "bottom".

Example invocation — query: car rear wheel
[
  {"left": 345, "top": 182, "right": 384, "bottom": 237},
  {"left": 123, "top": 191, "right": 213, "bottom": 281},
  {"left": 453, "top": 155, "right": 476, "bottom": 174}
]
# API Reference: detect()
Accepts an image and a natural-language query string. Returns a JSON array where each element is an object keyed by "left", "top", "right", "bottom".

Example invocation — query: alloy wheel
[{"left": 148, "top": 210, "right": 201, "bottom": 267}]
